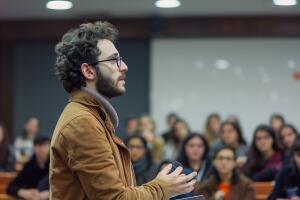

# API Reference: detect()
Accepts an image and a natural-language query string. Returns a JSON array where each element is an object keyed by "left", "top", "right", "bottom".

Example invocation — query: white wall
[{"left": 151, "top": 38, "right": 300, "bottom": 142}]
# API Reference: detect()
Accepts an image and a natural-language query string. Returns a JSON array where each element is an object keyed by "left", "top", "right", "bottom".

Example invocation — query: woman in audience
[
  {"left": 279, "top": 124, "right": 298, "bottom": 165},
  {"left": 178, "top": 133, "right": 211, "bottom": 182},
  {"left": 7, "top": 136, "right": 50, "bottom": 200},
  {"left": 268, "top": 135, "right": 300, "bottom": 200},
  {"left": 194, "top": 146, "right": 255, "bottom": 200},
  {"left": 270, "top": 113, "right": 285, "bottom": 134},
  {"left": 161, "top": 113, "right": 178, "bottom": 143},
  {"left": 126, "top": 134, "right": 157, "bottom": 186},
  {"left": 0, "top": 123, "right": 16, "bottom": 172},
  {"left": 164, "top": 119, "right": 190, "bottom": 161},
  {"left": 204, "top": 113, "right": 221, "bottom": 146},
  {"left": 138, "top": 115, "right": 164, "bottom": 163},
  {"left": 246, "top": 125, "right": 283, "bottom": 181},
  {"left": 211, "top": 121, "right": 248, "bottom": 162},
  {"left": 14, "top": 117, "right": 39, "bottom": 162}
]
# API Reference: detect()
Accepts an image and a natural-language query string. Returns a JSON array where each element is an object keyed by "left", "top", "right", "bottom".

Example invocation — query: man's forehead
[{"left": 97, "top": 39, "right": 118, "bottom": 58}]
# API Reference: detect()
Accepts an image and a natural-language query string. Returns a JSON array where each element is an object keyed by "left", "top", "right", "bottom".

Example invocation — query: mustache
[{"left": 118, "top": 74, "right": 126, "bottom": 80}]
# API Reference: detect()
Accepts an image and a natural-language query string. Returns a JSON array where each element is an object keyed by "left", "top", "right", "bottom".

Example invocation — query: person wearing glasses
[
  {"left": 50, "top": 21, "right": 197, "bottom": 200},
  {"left": 194, "top": 146, "right": 255, "bottom": 200},
  {"left": 126, "top": 134, "right": 157, "bottom": 186},
  {"left": 245, "top": 125, "right": 283, "bottom": 181}
]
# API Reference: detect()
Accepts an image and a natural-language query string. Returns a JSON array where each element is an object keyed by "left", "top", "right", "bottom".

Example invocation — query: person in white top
[{"left": 14, "top": 117, "right": 39, "bottom": 162}]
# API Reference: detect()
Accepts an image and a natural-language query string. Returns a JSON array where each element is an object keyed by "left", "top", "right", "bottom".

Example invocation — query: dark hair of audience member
[
  {"left": 34, "top": 136, "right": 50, "bottom": 146},
  {"left": 126, "top": 134, "right": 153, "bottom": 169},
  {"left": 0, "top": 123, "right": 10, "bottom": 166},
  {"left": 170, "top": 119, "right": 190, "bottom": 144},
  {"left": 211, "top": 146, "right": 239, "bottom": 184},
  {"left": 177, "top": 133, "right": 209, "bottom": 168},
  {"left": 279, "top": 124, "right": 298, "bottom": 150},
  {"left": 248, "top": 125, "right": 281, "bottom": 171},
  {"left": 291, "top": 135, "right": 300, "bottom": 157},
  {"left": 221, "top": 121, "right": 247, "bottom": 145}
]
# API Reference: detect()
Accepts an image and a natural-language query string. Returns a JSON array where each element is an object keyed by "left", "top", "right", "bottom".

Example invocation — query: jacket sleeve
[
  {"left": 267, "top": 168, "right": 286, "bottom": 200},
  {"left": 61, "top": 115, "right": 169, "bottom": 200}
]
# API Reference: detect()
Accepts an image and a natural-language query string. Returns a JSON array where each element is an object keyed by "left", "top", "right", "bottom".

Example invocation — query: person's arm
[
  {"left": 62, "top": 115, "right": 170, "bottom": 200},
  {"left": 194, "top": 181, "right": 214, "bottom": 200},
  {"left": 267, "top": 168, "right": 286, "bottom": 200},
  {"left": 6, "top": 162, "right": 31, "bottom": 197},
  {"left": 243, "top": 181, "right": 256, "bottom": 200}
]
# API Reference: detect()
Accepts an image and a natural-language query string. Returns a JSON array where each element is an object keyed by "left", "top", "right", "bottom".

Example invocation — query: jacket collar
[{"left": 69, "top": 89, "right": 117, "bottom": 132}]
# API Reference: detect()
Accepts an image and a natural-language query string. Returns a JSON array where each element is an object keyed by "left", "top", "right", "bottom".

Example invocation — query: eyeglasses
[
  {"left": 89, "top": 56, "right": 122, "bottom": 68},
  {"left": 215, "top": 156, "right": 235, "bottom": 162}
]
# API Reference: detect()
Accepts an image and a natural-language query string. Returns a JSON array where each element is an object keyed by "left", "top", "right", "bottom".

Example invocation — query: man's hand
[
  {"left": 291, "top": 196, "right": 300, "bottom": 200},
  {"left": 156, "top": 164, "right": 197, "bottom": 197}
]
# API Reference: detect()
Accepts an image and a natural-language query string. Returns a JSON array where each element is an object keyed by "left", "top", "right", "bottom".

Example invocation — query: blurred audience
[
  {"left": 14, "top": 117, "right": 39, "bottom": 162},
  {"left": 211, "top": 121, "right": 248, "bottom": 168},
  {"left": 123, "top": 116, "right": 139, "bottom": 139},
  {"left": 279, "top": 124, "right": 299, "bottom": 166},
  {"left": 138, "top": 115, "right": 164, "bottom": 162},
  {"left": 161, "top": 113, "right": 178, "bottom": 142},
  {"left": 204, "top": 113, "right": 222, "bottom": 146},
  {"left": 177, "top": 133, "right": 211, "bottom": 182},
  {"left": 126, "top": 134, "right": 157, "bottom": 186},
  {"left": 270, "top": 113, "right": 285, "bottom": 145},
  {"left": 7, "top": 136, "right": 50, "bottom": 200},
  {"left": 194, "top": 146, "right": 255, "bottom": 200},
  {"left": 164, "top": 119, "right": 190, "bottom": 161},
  {"left": 268, "top": 135, "right": 300, "bottom": 200},
  {"left": 246, "top": 125, "right": 283, "bottom": 181},
  {"left": 0, "top": 123, "right": 16, "bottom": 172}
]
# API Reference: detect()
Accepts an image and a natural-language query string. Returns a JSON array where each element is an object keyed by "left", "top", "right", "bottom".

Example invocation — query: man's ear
[{"left": 81, "top": 63, "right": 97, "bottom": 81}]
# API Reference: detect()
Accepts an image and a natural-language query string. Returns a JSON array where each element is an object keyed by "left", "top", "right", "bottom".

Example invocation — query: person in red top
[
  {"left": 194, "top": 146, "right": 255, "bottom": 200},
  {"left": 246, "top": 125, "right": 283, "bottom": 181}
]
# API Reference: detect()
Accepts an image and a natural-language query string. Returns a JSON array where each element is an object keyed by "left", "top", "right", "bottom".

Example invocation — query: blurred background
[{"left": 0, "top": 0, "right": 300, "bottom": 141}]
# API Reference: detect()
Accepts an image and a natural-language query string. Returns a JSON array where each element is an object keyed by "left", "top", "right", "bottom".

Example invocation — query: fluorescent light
[
  {"left": 155, "top": 0, "right": 181, "bottom": 8},
  {"left": 46, "top": 0, "right": 73, "bottom": 10},
  {"left": 215, "top": 59, "right": 230, "bottom": 70},
  {"left": 273, "top": 0, "right": 297, "bottom": 6}
]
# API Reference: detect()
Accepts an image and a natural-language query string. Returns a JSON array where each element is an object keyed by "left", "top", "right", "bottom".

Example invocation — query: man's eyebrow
[{"left": 107, "top": 53, "right": 119, "bottom": 59}]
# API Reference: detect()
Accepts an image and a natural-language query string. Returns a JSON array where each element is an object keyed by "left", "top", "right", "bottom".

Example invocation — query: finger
[
  {"left": 159, "top": 164, "right": 172, "bottom": 175},
  {"left": 170, "top": 166, "right": 183, "bottom": 176},
  {"left": 181, "top": 171, "right": 197, "bottom": 182}
]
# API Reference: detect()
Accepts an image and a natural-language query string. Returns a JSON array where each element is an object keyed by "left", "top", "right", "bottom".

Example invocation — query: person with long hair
[
  {"left": 268, "top": 135, "right": 300, "bottom": 199},
  {"left": 204, "top": 114, "right": 221, "bottom": 146},
  {"left": 279, "top": 124, "right": 299, "bottom": 165},
  {"left": 126, "top": 134, "right": 157, "bottom": 186},
  {"left": 0, "top": 123, "right": 15, "bottom": 172},
  {"left": 14, "top": 117, "right": 39, "bottom": 162},
  {"left": 246, "top": 125, "right": 283, "bottom": 181},
  {"left": 164, "top": 119, "right": 190, "bottom": 161},
  {"left": 211, "top": 121, "right": 248, "bottom": 169},
  {"left": 177, "top": 133, "right": 211, "bottom": 182},
  {"left": 194, "top": 146, "right": 255, "bottom": 200}
]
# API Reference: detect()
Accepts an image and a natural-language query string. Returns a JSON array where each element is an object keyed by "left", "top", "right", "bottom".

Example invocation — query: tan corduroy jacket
[{"left": 50, "top": 90, "right": 169, "bottom": 200}]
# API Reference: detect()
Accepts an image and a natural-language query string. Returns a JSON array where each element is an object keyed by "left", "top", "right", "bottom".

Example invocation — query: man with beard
[{"left": 50, "top": 21, "right": 197, "bottom": 200}]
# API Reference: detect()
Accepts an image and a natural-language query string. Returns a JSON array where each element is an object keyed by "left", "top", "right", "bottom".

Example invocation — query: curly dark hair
[{"left": 54, "top": 21, "right": 119, "bottom": 93}]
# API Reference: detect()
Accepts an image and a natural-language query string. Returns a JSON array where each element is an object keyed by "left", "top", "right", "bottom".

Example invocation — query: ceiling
[{"left": 0, "top": 0, "right": 299, "bottom": 20}]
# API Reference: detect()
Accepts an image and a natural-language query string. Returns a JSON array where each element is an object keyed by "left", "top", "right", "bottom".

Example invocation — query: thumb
[{"left": 159, "top": 164, "right": 172, "bottom": 175}]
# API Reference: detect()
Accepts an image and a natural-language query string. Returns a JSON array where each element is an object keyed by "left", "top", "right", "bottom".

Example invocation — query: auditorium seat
[
  {"left": 0, "top": 173, "right": 16, "bottom": 195},
  {"left": 252, "top": 182, "right": 274, "bottom": 200}
]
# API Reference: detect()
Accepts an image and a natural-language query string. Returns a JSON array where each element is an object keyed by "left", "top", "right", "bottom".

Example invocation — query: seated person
[
  {"left": 279, "top": 124, "right": 298, "bottom": 166},
  {"left": 126, "top": 134, "right": 157, "bottom": 186},
  {"left": 0, "top": 123, "right": 16, "bottom": 172},
  {"left": 268, "top": 135, "right": 300, "bottom": 200},
  {"left": 194, "top": 146, "right": 255, "bottom": 200},
  {"left": 7, "top": 136, "right": 50, "bottom": 200},
  {"left": 245, "top": 125, "right": 283, "bottom": 181},
  {"left": 210, "top": 121, "right": 248, "bottom": 168}
]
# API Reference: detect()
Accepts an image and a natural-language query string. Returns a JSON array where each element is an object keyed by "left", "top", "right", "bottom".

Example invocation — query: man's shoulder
[{"left": 51, "top": 102, "right": 105, "bottom": 145}]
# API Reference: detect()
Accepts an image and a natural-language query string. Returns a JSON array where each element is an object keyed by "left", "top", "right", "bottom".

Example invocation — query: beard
[{"left": 95, "top": 70, "right": 125, "bottom": 98}]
